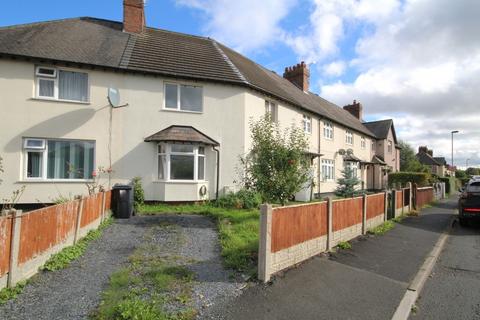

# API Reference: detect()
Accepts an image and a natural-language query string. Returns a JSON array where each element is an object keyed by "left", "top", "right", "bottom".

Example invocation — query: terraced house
[{"left": 0, "top": 0, "right": 400, "bottom": 204}]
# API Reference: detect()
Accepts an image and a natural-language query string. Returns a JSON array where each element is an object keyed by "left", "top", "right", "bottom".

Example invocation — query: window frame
[
  {"left": 321, "top": 159, "right": 335, "bottom": 182},
  {"left": 157, "top": 143, "right": 207, "bottom": 182},
  {"left": 23, "top": 138, "right": 95, "bottom": 182},
  {"left": 302, "top": 114, "right": 312, "bottom": 134},
  {"left": 34, "top": 66, "right": 90, "bottom": 103},
  {"left": 323, "top": 121, "right": 334, "bottom": 140},
  {"left": 163, "top": 82, "right": 204, "bottom": 113},
  {"left": 361, "top": 136, "right": 366, "bottom": 149},
  {"left": 388, "top": 140, "right": 393, "bottom": 153},
  {"left": 344, "top": 161, "right": 358, "bottom": 178},
  {"left": 265, "top": 100, "right": 277, "bottom": 122},
  {"left": 345, "top": 130, "right": 354, "bottom": 145}
]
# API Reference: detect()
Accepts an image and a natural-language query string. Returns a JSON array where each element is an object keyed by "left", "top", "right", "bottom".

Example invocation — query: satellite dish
[
  {"left": 108, "top": 87, "right": 128, "bottom": 108},
  {"left": 347, "top": 148, "right": 354, "bottom": 155},
  {"left": 338, "top": 149, "right": 346, "bottom": 155}
]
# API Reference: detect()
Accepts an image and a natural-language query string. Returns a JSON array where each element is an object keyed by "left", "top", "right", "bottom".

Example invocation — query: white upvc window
[
  {"left": 157, "top": 143, "right": 206, "bottom": 181},
  {"left": 372, "top": 140, "right": 376, "bottom": 152},
  {"left": 323, "top": 121, "right": 334, "bottom": 140},
  {"left": 23, "top": 138, "right": 95, "bottom": 180},
  {"left": 346, "top": 130, "right": 354, "bottom": 145},
  {"left": 321, "top": 159, "right": 335, "bottom": 182},
  {"left": 265, "top": 100, "right": 277, "bottom": 122},
  {"left": 361, "top": 136, "right": 366, "bottom": 149},
  {"left": 344, "top": 161, "right": 358, "bottom": 178},
  {"left": 303, "top": 115, "right": 312, "bottom": 134},
  {"left": 164, "top": 83, "right": 203, "bottom": 112},
  {"left": 388, "top": 140, "right": 393, "bottom": 153},
  {"left": 35, "top": 66, "right": 89, "bottom": 102}
]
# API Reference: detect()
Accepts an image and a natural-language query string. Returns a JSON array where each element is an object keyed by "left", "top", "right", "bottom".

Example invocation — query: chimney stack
[
  {"left": 343, "top": 99, "right": 363, "bottom": 121},
  {"left": 123, "top": 0, "right": 146, "bottom": 33},
  {"left": 419, "top": 146, "right": 428, "bottom": 154},
  {"left": 283, "top": 61, "right": 310, "bottom": 92}
]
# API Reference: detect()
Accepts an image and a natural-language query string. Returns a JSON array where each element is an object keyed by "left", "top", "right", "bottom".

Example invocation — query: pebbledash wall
[
  {"left": 258, "top": 192, "right": 392, "bottom": 282},
  {"left": 0, "top": 190, "right": 112, "bottom": 289}
]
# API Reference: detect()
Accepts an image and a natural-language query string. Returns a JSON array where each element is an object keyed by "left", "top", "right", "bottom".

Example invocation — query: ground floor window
[
  {"left": 23, "top": 138, "right": 95, "bottom": 180},
  {"left": 157, "top": 143, "right": 205, "bottom": 181},
  {"left": 321, "top": 159, "right": 335, "bottom": 181},
  {"left": 344, "top": 161, "right": 358, "bottom": 178}
]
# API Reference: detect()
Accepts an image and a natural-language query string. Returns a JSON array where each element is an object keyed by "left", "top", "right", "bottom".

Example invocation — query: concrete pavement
[
  {"left": 205, "top": 197, "right": 458, "bottom": 320},
  {"left": 410, "top": 219, "right": 480, "bottom": 320}
]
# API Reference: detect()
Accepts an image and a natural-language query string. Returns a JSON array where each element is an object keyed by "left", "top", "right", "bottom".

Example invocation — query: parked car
[{"left": 458, "top": 180, "right": 480, "bottom": 226}]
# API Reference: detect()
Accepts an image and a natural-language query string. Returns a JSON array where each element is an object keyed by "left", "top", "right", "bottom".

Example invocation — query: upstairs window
[
  {"left": 35, "top": 66, "right": 89, "bottom": 102},
  {"left": 303, "top": 115, "right": 312, "bottom": 133},
  {"left": 323, "top": 121, "right": 334, "bottom": 139},
  {"left": 164, "top": 83, "right": 203, "bottom": 112},
  {"left": 346, "top": 130, "right": 354, "bottom": 145},
  {"left": 361, "top": 136, "right": 366, "bottom": 149},
  {"left": 388, "top": 140, "right": 393, "bottom": 153},
  {"left": 265, "top": 100, "right": 277, "bottom": 122}
]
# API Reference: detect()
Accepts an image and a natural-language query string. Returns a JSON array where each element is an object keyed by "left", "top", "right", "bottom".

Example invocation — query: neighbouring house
[
  {"left": 416, "top": 147, "right": 446, "bottom": 177},
  {"left": 0, "top": 0, "right": 400, "bottom": 204}
]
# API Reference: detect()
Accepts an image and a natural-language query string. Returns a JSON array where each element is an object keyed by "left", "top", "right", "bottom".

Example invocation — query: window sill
[
  {"left": 31, "top": 97, "right": 91, "bottom": 105},
  {"left": 19, "top": 179, "right": 94, "bottom": 183},
  {"left": 153, "top": 180, "right": 208, "bottom": 184},
  {"left": 161, "top": 108, "right": 203, "bottom": 114}
]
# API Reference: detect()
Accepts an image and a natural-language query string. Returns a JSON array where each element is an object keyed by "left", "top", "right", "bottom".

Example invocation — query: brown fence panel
[
  {"left": 0, "top": 215, "right": 12, "bottom": 277},
  {"left": 80, "top": 193, "right": 103, "bottom": 228},
  {"left": 416, "top": 187, "right": 434, "bottom": 209},
  {"left": 333, "top": 197, "right": 363, "bottom": 232},
  {"left": 271, "top": 202, "right": 328, "bottom": 253},
  {"left": 396, "top": 190, "right": 403, "bottom": 209},
  {"left": 104, "top": 191, "right": 112, "bottom": 211},
  {"left": 18, "top": 201, "right": 79, "bottom": 265},
  {"left": 366, "top": 194, "right": 385, "bottom": 219}
]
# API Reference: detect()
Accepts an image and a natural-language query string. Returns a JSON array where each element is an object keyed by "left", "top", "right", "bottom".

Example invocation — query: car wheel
[{"left": 459, "top": 217, "right": 468, "bottom": 227}]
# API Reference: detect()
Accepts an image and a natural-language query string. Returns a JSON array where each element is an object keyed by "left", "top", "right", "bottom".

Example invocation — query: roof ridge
[
  {"left": 144, "top": 25, "right": 210, "bottom": 40},
  {"left": 364, "top": 119, "right": 393, "bottom": 124},
  {"left": 211, "top": 40, "right": 248, "bottom": 84},
  {"left": 0, "top": 17, "right": 89, "bottom": 30}
]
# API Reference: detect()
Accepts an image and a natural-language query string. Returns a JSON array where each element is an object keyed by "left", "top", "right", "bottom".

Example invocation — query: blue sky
[{"left": 1, "top": 0, "right": 479, "bottom": 167}]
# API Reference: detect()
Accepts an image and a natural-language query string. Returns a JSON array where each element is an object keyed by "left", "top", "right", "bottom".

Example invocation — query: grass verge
[
  {"left": 93, "top": 224, "right": 196, "bottom": 320},
  {"left": 42, "top": 217, "right": 113, "bottom": 271},
  {"left": 368, "top": 220, "right": 395, "bottom": 236},
  {"left": 140, "top": 203, "right": 259, "bottom": 276},
  {"left": 0, "top": 281, "right": 26, "bottom": 305}
]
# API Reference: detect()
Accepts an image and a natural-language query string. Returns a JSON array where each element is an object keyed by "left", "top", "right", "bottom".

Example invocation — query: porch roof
[{"left": 144, "top": 125, "right": 219, "bottom": 146}]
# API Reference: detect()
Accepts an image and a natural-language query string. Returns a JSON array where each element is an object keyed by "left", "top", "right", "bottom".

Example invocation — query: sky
[{"left": 1, "top": 0, "right": 479, "bottom": 169}]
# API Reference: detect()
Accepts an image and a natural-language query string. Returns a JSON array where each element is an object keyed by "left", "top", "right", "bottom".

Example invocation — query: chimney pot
[
  {"left": 283, "top": 61, "right": 310, "bottom": 92},
  {"left": 343, "top": 99, "right": 363, "bottom": 121}
]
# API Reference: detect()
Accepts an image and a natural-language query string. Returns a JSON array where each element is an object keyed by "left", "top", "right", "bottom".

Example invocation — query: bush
[
  {"left": 131, "top": 177, "right": 145, "bottom": 211},
  {"left": 438, "top": 177, "right": 457, "bottom": 194},
  {"left": 388, "top": 172, "right": 429, "bottom": 187},
  {"left": 216, "top": 189, "right": 262, "bottom": 209}
]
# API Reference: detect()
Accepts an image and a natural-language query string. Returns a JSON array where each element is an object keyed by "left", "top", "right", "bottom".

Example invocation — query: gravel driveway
[{"left": 0, "top": 214, "right": 244, "bottom": 320}]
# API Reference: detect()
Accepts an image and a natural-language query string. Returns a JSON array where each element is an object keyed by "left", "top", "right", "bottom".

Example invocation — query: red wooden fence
[
  {"left": 416, "top": 187, "right": 434, "bottom": 209},
  {"left": 333, "top": 197, "right": 363, "bottom": 231},
  {"left": 367, "top": 193, "right": 385, "bottom": 219},
  {"left": 271, "top": 202, "right": 328, "bottom": 253},
  {"left": 0, "top": 216, "right": 12, "bottom": 278},
  {"left": 396, "top": 190, "right": 403, "bottom": 209},
  {"left": 80, "top": 193, "right": 103, "bottom": 228}
]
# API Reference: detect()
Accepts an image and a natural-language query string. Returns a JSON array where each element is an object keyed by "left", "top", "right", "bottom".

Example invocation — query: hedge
[
  {"left": 438, "top": 177, "right": 456, "bottom": 194},
  {"left": 388, "top": 172, "right": 429, "bottom": 187}
]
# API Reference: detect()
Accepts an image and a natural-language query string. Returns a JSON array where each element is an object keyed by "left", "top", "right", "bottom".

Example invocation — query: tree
[
  {"left": 239, "top": 115, "right": 311, "bottom": 205},
  {"left": 398, "top": 140, "right": 427, "bottom": 172},
  {"left": 335, "top": 166, "right": 361, "bottom": 198},
  {"left": 465, "top": 167, "right": 480, "bottom": 176}
]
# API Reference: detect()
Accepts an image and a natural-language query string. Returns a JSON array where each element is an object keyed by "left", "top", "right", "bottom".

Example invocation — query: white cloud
[
  {"left": 175, "top": 0, "right": 296, "bottom": 53},
  {"left": 322, "top": 60, "right": 347, "bottom": 77}
]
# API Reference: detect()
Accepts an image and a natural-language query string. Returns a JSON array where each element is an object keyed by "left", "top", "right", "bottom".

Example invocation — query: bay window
[
  {"left": 24, "top": 138, "right": 95, "bottom": 180},
  {"left": 35, "top": 66, "right": 89, "bottom": 102},
  {"left": 157, "top": 143, "right": 206, "bottom": 181},
  {"left": 164, "top": 83, "right": 203, "bottom": 112}
]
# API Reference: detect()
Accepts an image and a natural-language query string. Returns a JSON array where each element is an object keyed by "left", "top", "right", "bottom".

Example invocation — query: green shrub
[
  {"left": 438, "top": 177, "right": 457, "bottom": 194},
  {"left": 216, "top": 189, "right": 262, "bottom": 209},
  {"left": 388, "top": 172, "right": 429, "bottom": 187},
  {"left": 131, "top": 177, "right": 145, "bottom": 211}
]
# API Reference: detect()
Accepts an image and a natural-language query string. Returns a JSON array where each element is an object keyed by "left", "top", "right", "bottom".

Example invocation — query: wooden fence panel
[
  {"left": 80, "top": 193, "right": 103, "bottom": 228},
  {"left": 18, "top": 201, "right": 78, "bottom": 265},
  {"left": 333, "top": 198, "right": 363, "bottom": 231},
  {"left": 271, "top": 202, "right": 328, "bottom": 253},
  {"left": 0, "top": 215, "right": 12, "bottom": 277},
  {"left": 104, "top": 190, "right": 112, "bottom": 211},
  {"left": 366, "top": 194, "right": 385, "bottom": 219},
  {"left": 396, "top": 190, "right": 403, "bottom": 209},
  {"left": 416, "top": 187, "right": 434, "bottom": 209}
]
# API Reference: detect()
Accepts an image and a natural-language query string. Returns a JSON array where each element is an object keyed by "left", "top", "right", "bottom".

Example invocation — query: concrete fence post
[
  {"left": 327, "top": 197, "right": 333, "bottom": 250},
  {"left": 7, "top": 210, "right": 23, "bottom": 288},
  {"left": 407, "top": 182, "right": 413, "bottom": 212},
  {"left": 100, "top": 192, "right": 106, "bottom": 223},
  {"left": 362, "top": 194, "right": 367, "bottom": 235},
  {"left": 258, "top": 204, "right": 273, "bottom": 283},
  {"left": 391, "top": 190, "right": 397, "bottom": 219},
  {"left": 384, "top": 191, "right": 388, "bottom": 222},
  {"left": 73, "top": 198, "right": 84, "bottom": 245}
]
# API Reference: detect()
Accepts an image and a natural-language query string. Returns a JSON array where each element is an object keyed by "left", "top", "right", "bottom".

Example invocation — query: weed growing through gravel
[
  {"left": 139, "top": 203, "right": 259, "bottom": 276},
  {"left": 392, "top": 215, "right": 404, "bottom": 223},
  {"left": 42, "top": 217, "right": 113, "bottom": 271},
  {"left": 337, "top": 241, "right": 352, "bottom": 250},
  {"left": 94, "top": 224, "right": 197, "bottom": 320},
  {"left": 368, "top": 220, "right": 395, "bottom": 236},
  {"left": 0, "top": 281, "right": 26, "bottom": 305}
]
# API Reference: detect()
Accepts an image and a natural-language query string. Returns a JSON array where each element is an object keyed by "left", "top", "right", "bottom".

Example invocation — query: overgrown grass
[
  {"left": 93, "top": 225, "right": 197, "bottom": 320},
  {"left": 0, "top": 281, "right": 26, "bottom": 305},
  {"left": 140, "top": 203, "right": 259, "bottom": 276},
  {"left": 42, "top": 217, "right": 113, "bottom": 271},
  {"left": 368, "top": 220, "right": 395, "bottom": 236},
  {"left": 337, "top": 241, "right": 352, "bottom": 250}
]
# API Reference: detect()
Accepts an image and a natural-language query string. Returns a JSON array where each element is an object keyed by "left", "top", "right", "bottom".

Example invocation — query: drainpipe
[
  {"left": 317, "top": 118, "right": 322, "bottom": 196},
  {"left": 213, "top": 146, "right": 220, "bottom": 200}
]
